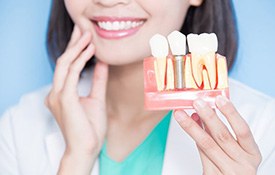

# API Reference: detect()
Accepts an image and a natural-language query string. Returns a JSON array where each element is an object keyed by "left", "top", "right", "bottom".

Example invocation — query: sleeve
[
  {"left": 0, "top": 109, "right": 20, "bottom": 175},
  {"left": 255, "top": 99, "right": 275, "bottom": 175}
]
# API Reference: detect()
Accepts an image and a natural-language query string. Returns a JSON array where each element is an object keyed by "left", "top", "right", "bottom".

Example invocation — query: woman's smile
[{"left": 91, "top": 16, "right": 146, "bottom": 39}]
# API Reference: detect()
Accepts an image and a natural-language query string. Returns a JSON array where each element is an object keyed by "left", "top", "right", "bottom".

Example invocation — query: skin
[{"left": 45, "top": 0, "right": 262, "bottom": 174}]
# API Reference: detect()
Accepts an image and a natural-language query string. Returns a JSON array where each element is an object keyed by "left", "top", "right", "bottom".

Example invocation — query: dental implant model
[
  {"left": 167, "top": 31, "right": 186, "bottom": 89},
  {"left": 143, "top": 31, "right": 229, "bottom": 110}
]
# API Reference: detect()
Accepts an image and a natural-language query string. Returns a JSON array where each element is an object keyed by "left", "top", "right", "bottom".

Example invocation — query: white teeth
[
  {"left": 187, "top": 33, "right": 218, "bottom": 89},
  {"left": 97, "top": 21, "right": 144, "bottom": 31}
]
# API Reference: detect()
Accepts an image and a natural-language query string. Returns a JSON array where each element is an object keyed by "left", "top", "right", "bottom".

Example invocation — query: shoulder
[
  {"left": 228, "top": 78, "right": 275, "bottom": 137},
  {"left": 229, "top": 78, "right": 274, "bottom": 106},
  {"left": 229, "top": 78, "right": 275, "bottom": 121},
  {"left": 0, "top": 85, "right": 54, "bottom": 130},
  {"left": 0, "top": 85, "right": 56, "bottom": 145},
  {"left": 0, "top": 68, "right": 93, "bottom": 139},
  {"left": 0, "top": 85, "right": 57, "bottom": 174}
]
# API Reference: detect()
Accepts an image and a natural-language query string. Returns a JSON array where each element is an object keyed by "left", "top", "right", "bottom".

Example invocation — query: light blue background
[{"left": 1, "top": 0, "right": 275, "bottom": 116}]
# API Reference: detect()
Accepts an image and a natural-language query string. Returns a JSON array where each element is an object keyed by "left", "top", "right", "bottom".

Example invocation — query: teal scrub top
[{"left": 99, "top": 111, "right": 172, "bottom": 175}]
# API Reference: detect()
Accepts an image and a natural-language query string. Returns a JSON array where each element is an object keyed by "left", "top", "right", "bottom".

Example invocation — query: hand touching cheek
[{"left": 45, "top": 25, "right": 109, "bottom": 175}]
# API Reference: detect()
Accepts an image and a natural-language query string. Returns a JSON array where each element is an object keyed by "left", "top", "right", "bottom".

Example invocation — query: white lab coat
[{"left": 1, "top": 71, "right": 275, "bottom": 175}]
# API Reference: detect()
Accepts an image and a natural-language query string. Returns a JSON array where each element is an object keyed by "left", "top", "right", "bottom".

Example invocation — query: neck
[{"left": 106, "top": 61, "right": 146, "bottom": 121}]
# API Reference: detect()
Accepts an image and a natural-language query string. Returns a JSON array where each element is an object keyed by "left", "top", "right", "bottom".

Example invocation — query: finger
[
  {"left": 193, "top": 99, "right": 245, "bottom": 160},
  {"left": 197, "top": 146, "right": 222, "bottom": 174},
  {"left": 67, "top": 25, "right": 82, "bottom": 49},
  {"left": 63, "top": 43, "right": 95, "bottom": 95},
  {"left": 174, "top": 110, "right": 232, "bottom": 172},
  {"left": 89, "top": 61, "right": 109, "bottom": 103},
  {"left": 192, "top": 113, "right": 222, "bottom": 173},
  {"left": 215, "top": 95, "right": 260, "bottom": 155},
  {"left": 52, "top": 32, "right": 92, "bottom": 92},
  {"left": 191, "top": 113, "right": 204, "bottom": 129}
]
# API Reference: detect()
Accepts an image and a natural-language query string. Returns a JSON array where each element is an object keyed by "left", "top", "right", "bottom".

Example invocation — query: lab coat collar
[
  {"left": 44, "top": 113, "right": 201, "bottom": 175},
  {"left": 44, "top": 70, "right": 202, "bottom": 174}
]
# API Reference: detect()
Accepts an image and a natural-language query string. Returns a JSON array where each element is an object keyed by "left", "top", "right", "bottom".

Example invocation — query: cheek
[
  {"left": 147, "top": 0, "right": 190, "bottom": 29},
  {"left": 64, "top": 0, "right": 87, "bottom": 27},
  {"left": 64, "top": 0, "right": 77, "bottom": 20}
]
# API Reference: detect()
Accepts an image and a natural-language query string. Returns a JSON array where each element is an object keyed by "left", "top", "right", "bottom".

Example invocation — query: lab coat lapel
[
  {"left": 162, "top": 112, "right": 203, "bottom": 175},
  {"left": 45, "top": 120, "right": 100, "bottom": 175}
]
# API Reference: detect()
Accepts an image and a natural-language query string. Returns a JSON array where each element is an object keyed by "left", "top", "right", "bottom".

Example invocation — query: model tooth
[
  {"left": 166, "top": 58, "right": 175, "bottom": 90},
  {"left": 187, "top": 33, "right": 217, "bottom": 89},
  {"left": 154, "top": 60, "right": 162, "bottom": 91},
  {"left": 150, "top": 34, "right": 169, "bottom": 58},
  {"left": 150, "top": 34, "right": 169, "bottom": 91},
  {"left": 202, "top": 69, "right": 211, "bottom": 89},
  {"left": 184, "top": 56, "right": 198, "bottom": 89},
  {"left": 167, "top": 31, "right": 186, "bottom": 55},
  {"left": 216, "top": 56, "right": 229, "bottom": 89}
]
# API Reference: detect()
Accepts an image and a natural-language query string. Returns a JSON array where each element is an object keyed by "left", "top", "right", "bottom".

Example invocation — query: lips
[{"left": 91, "top": 17, "right": 146, "bottom": 39}]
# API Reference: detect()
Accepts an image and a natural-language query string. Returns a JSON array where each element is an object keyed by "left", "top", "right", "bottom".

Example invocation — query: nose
[{"left": 93, "top": 0, "right": 130, "bottom": 7}]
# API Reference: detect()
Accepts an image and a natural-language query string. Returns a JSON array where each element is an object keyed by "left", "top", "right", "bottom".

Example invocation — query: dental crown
[
  {"left": 149, "top": 34, "right": 169, "bottom": 58},
  {"left": 187, "top": 33, "right": 218, "bottom": 54},
  {"left": 167, "top": 31, "right": 186, "bottom": 56}
]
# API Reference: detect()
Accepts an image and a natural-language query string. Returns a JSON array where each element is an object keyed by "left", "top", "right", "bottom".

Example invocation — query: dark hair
[
  {"left": 181, "top": 0, "right": 238, "bottom": 70},
  {"left": 47, "top": 0, "right": 238, "bottom": 70}
]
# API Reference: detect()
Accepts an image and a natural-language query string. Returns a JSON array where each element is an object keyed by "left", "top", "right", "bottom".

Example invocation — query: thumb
[{"left": 89, "top": 61, "right": 109, "bottom": 102}]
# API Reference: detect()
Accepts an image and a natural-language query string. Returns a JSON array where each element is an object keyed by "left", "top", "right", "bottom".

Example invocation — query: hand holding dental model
[
  {"left": 146, "top": 31, "right": 261, "bottom": 174},
  {"left": 144, "top": 31, "right": 229, "bottom": 109}
]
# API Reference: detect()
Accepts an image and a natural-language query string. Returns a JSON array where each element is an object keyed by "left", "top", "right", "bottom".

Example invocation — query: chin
[{"left": 94, "top": 51, "right": 145, "bottom": 66}]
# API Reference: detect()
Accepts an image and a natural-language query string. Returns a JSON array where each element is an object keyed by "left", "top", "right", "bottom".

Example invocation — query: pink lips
[{"left": 92, "top": 17, "right": 145, "bottom": 39}]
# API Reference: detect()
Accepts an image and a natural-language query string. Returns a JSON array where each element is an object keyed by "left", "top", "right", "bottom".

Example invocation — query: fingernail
[
  {"left": 191, "top": 113, "right": 200, "bottom": 122},
  {"left": 193, "top": 99, "right": 207, "bottom": 110},
  {"left": 216, "top": 95, "right": 228, "bottom": 107},
  {"left": 174, "top": 110, "right": 188, "bottom": 122}
]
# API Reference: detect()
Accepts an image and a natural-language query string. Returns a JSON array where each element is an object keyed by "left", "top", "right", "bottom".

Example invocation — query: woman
[{"left": 1, "top": 0, "right": 274, "bottom": 174}]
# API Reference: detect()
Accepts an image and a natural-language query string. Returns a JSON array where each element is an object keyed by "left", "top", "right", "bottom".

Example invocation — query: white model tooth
[
  {"left": 167, "top": 31, "right": 186, "bottom": 89},
  {"left": 187, "top": 33, "right": 217, "bottom": 89},
  {"left": 166, "top": 58, "right": 175, "bottom": 90},
  {"left": 150, "top": 34, "right": 169, "bottom": 91},
  {"left": 184, "top": 56, "right": 198, "bottom": 89},
  {"left": 204, "top": 51, "right": 216, "bottom": 89},
  {"left": 150, "top": 34, "right": 169, "bottom": 58},
  {"left": 167, "top": 31, "right": 186, "bottom": 55},
  {"left": 202, "top": 69, "right": 211, "bottom": 89},
  {"left": 216, "top": 55, "right": 229, "bottom": 89}
]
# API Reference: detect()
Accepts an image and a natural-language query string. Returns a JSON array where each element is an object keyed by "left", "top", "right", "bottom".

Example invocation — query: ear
[{"left": 189, "top": 0, "right": 204, "bottom": 6}]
